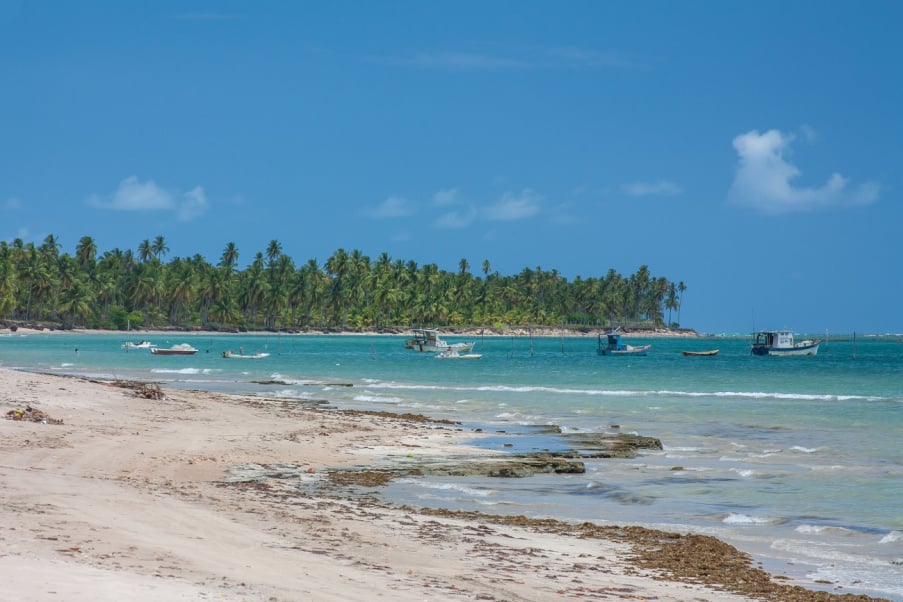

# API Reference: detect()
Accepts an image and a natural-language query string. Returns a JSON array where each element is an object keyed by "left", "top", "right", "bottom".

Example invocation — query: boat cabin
[
  {"left": 753, "top": 330, "right": 794, "bottom": 349},
  {"left": 604, "top": 333, "right": 625, "bottom": 351}
]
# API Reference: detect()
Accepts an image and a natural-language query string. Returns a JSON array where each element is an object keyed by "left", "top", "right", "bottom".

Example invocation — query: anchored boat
[
  {"left": 750, "top": 330, "right": 820, "bottom": 356},
  {"left": 222, "top": 350, "right": 270, "bottom": 359},
  {"left": 597, "top": 332, "right": 651, "bottom": 356},
  {"left": 150, "top": 343, "right": 198, "bottom": 356},
  {"left": 404, "top": 328, "right": 474, "bottom": 353}
]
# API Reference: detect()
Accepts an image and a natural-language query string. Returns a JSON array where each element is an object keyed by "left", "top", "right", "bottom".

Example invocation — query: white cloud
[
  {"left": 178, "top": 186, "right": 208, "bottom": 221},
  {"left": 397, "top": 51, "right": 527, "bottom": 70},
  {"left": 620, "top": 180, "right": 682, "bottom": 197},
  {"left": 549, "top": 202, "right": 579, "bottom": 225},
  {"left": 374, "top": 45, "right": 636, "bottom": 71},
  {"left": 88, "top": 176, "right": 175, "bottom": 211},
  {"left": 545, "top": 46, "right": 635, "bottom": 69},
  {"left": 485, "top": 189, "right": 541, "bottom": 221},
  {"left": 435, "top": 207, "right": 478, "bottom": 229},
  {"left": 728, "top": 129, "right": 879, "bottom": 214},
  {"left": 365, "top": 196, "right": 414, "bottom": 219},
  {"left": 87, "top": 176, "right": 209, "bottom": 221},
  {"left": 432, "top": 188, "right": 460, "bottom": 206},
  {"left": 799, "top": 124, "right": 817, "bottom": 144}
]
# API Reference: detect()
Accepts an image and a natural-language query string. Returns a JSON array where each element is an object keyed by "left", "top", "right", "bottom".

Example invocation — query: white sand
[{"left": 0, "top": 367, "right": 758, "bottom": 601}]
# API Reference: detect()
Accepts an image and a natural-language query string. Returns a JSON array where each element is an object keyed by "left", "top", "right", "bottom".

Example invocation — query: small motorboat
[
  {"left": 150, "top": 343, "right": 198, "bottom": 356},
  {"left": 682, "top": 349, "right": 719, "bottom": 357},
  {"left": 435, "top": 348, "right": 482, "bottom": 360},
  {"left": 222, "top": 350, "right": 270, "bottom": 359},
  {"left": 122, "top": 340, "right": 156, "bottom": 350}
]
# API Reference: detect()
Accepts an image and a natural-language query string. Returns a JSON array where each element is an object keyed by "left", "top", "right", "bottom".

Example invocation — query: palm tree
[
  {"left": 0, "top": 233, "right": 688, "bottom": 332},
  {"left": 21, "top": 246, "right": 54, "bottom": 321},
  {"left": 0, "top": 243, "right": 18, "bottom": 318},
  {"left": 75, "top": 236, "right": 98, "bottom": 269},
  {"left": 167, "top": 261, "right": 198, "bottom": 325},
  {"left": 265, "top": 239, "right": 282, "bottom": 265},
  {"left": 58, "top": 277, "right": 93, "bottom": 326},
  {"left": 40, "top": 234, "right": 61, "bottom": 259},
  {"left": 665, "top": 282, "right": 678, "bottom": 326},
  {"left": 150, "top": 235, "right": 169, "bottom": 260},
  {"left": 676, "top": 281, "right": 687, "bottom": 326},
  {"left": 219, "top": 242, "right": 240, "bottom": 274},
  {"left": 137, "top": 239, "right": 152, "bottom": 263}
]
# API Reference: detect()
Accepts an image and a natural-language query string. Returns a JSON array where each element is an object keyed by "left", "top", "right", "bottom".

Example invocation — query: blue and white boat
[
  {"left": 597, "top": 331, "right": 651, "bottom": 356},
  {"left": 750, "top": 330, "right": 820, "bottom": 356}
]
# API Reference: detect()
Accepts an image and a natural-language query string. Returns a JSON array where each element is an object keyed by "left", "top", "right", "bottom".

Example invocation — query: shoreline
[
  {"left": 3, "top": 324, "right": 703, "bottom": 338},
  {"left": 1, "top": 367, "right": 890, "bottom": 601}
]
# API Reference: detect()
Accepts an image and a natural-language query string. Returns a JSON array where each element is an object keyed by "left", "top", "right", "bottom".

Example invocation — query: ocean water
[{"left": 2, "top": 331, "right": 901, "bottom": 599}]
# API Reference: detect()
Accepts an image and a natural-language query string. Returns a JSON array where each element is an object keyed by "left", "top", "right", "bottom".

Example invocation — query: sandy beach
[{"left": 0, "top": 367, "right": 888, "bottom": 602}]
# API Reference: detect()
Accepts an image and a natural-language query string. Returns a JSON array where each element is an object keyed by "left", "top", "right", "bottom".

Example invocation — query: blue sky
[{"left": 2, "top": 1, "right": 900, "bottom": 334}]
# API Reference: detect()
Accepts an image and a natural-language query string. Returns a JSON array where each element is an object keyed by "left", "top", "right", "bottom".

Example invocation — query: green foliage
[
  {"left": 109, "top": 307, "right": 128, "bottom": 330},
  {"left": 108, "top": 308, "right": 144, "bottom": 331},
  {"left": 0, "top": 238, "right": 687, "bottom": 331}
]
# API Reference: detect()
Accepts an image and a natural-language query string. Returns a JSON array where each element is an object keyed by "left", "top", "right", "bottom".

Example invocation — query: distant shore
[{"left": 1, "top": 322, "right": 703, "bottom": 339}]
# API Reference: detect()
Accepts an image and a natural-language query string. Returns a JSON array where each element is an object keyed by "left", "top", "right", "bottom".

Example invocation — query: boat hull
[
  {"left": 751, "top": 341, "right": 820, "bottom": 356},
  {"left": 435, "top": 351, "right": 482, "bottom": 360},
  {"left": 151, "top": 344, "right": 198, "bottom": 356},
  {"left": 682, "top": 350, "right": 719, "bottom": 357},
  {"left": 598, "top": 345, "right": 650, "bottom": 356}
]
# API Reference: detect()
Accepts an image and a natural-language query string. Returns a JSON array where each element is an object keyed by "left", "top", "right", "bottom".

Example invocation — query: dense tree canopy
[{"left": 0, "top": 235, "right": 687, "bottom": 331}]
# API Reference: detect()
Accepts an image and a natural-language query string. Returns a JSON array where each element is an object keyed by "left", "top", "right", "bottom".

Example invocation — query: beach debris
[
  {"left": 107, "top": 380, "right": 165, "bottom": 400},
  {"left": 5, "top": 406, "right": 64, "bottom": 425},
  {"left": 328, "top": 470, "right": 394, "bottom": 487},
  {"left": 133, "top": 383, "right": 165, "bottom": 400}
]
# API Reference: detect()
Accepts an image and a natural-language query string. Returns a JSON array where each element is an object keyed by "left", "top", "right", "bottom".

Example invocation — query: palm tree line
[{"left": 0, "top": 234, "right": 687, "bottom": 331}]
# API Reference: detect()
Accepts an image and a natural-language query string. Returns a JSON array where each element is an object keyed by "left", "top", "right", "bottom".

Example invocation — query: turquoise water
[{"left": 2, "top": 331, "right": 901, "bottom": 599}]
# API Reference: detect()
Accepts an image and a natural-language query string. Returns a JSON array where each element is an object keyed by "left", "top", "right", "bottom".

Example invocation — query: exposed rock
[
  {"left": 419, "top": 454, "right": 585, "bottom": 478},
  {"left": 562, "top": 432, "right": 663, "bottom": 458}
]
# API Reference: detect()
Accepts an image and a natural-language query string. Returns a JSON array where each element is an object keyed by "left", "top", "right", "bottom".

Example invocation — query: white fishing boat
[
  {"left": 222, "top": 350, "right": 270, "bottom": 359},
  {"left": 435, "top": 348, "right": 482, "bottom": 360},
  {"left": 750, "top": 330, "right": 820, "bottom": 356},
  {"left": 404, "top": 328, "right": 474, "bottom": 353},
  {"left": 121, "top": 340, "right": 156, "bottom": 350},
  {"left": 150, "top": 343, "right": 198, "bottom": 356}
]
